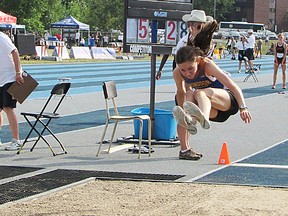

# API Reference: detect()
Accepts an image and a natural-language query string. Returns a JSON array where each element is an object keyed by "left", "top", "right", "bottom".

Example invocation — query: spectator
[
  {"left": 80, "top": 37, "right": 85, "bottom": 46},
  {"left": 265, "top": 35, "right": 269, "bottom": 45},
  {"left": 230, "top": 37, "right": 237, "bottom": 60},
  {"left": 103, "top": 35, "right": 109, "bottom": 47},
  {"left": 44, "top": 30, "right": 50, "bottom": 41},
  {"left": 89, "top": 34, "right": 95, "bottom": 48},
  {"left": 256, "top": 38, "right": 263, "bottom": 58},
  {"left": 55, "top": 33, "right": 62, "bottom": 41},
  {"left": 226, "top": 37, "right": 232, "bottom": 54},
  {"left": 75, "top": 30, "right": 80, "bottom": 46},
  {"left": 235, "top": 36, "right": 248, "bottom": 73}
]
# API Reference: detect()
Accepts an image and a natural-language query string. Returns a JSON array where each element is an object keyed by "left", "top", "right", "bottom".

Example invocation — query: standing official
[{"left": 0, "top": 27, "right": 24, "bottom": 150}]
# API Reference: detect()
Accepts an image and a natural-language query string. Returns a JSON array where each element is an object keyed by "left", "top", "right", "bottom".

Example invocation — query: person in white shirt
[
  {"left": 243, "top": 29, "right": 255, "bottom": 71},
  {"left": 75, "top": 30, "right": 80, "bottom": 46},
  {"left": 0, "top": 27, "right": 24, "bottom": 150},
  {"left": 44, "top": 30, "right": 50, "bottom": 41},
  {"left": 103, "top": 35, "right": 109, "bottom": 47},
  {"left": 235, "top": 36, "right": 248, "bottom": 73},
  {"left": 156, "top": 12, "right": 214, "bottom": 80}
]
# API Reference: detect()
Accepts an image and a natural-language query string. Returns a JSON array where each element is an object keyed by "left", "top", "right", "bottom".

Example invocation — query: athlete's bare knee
[
  {"left": 194, "top": 88, "right": 213, "bottom": 98},
  {"left": 186, "top": 90, "right": 194, "bottom": 101}
]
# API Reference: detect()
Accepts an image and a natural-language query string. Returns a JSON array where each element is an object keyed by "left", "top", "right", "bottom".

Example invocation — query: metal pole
[
  {"left": 150, "top": 54, "right": 156, "bottom": 139},
  {"left": 214, "top": 0, "right": 216, "bottom": 19}
]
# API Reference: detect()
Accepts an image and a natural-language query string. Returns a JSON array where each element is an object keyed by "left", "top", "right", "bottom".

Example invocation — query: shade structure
[
  {"left": 0, "top": 11, "right": 17, "bottom": 25},
  {"left": 50, "top": 15, "right": 89, "bottom": 31}
]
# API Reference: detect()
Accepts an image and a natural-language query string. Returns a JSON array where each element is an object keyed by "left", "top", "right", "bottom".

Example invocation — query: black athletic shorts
[
  {"left": 174, "top": 90, "right": 239, "bottom": 123},
  {"left": 0, "top": 82, "right": 17, "bottom": 109},
  {"left": 245, "top": 48, "right": 254, "bottom": 60},
  {"left": 210, "top": 90, "right": 239, "bottom": 122},
  {"left": 238, "top": 50, "right": 246, "bottom": 61}
]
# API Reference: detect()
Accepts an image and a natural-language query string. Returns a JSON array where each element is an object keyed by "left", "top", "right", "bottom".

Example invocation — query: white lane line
[
  {"left": 185, "top": 139, "right": 288, "bottom": 182},
  {"left": 232, "top": 163, "right": 288, "bottom": 169}
]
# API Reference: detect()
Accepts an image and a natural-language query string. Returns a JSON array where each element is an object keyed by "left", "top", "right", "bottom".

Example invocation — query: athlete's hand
[
  {"left": 156, "top": 70, "right": 162, "bottom": 80},
  {"left": 240, "top": 108, "right": 252, "bottom": 123}
]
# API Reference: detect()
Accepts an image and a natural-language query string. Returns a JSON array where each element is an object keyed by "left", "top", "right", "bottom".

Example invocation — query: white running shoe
[
  {"left": 5, "top": 140, "right": 22, "bottom": 151},
  {"left": 172, "top": 106, "right": 197, "bottom": 135},
  {"left": 183, "top": 101, "right": 210, "bottom": 129}
]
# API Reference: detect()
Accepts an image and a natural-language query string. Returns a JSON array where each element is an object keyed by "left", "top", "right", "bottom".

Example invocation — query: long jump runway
[{"left": 0, "top": 55, "right": 287, "bottom": 204}]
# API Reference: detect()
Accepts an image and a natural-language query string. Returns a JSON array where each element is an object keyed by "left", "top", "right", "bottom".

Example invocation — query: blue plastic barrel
[{"left": 131, "top": 107, "right": 177, "bottom": 140}]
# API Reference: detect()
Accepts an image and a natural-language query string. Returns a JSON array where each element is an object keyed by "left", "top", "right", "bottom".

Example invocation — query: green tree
[
  {"left": 193, "top": 0, "right": 235, "bottom": 21},
  {"left": 84, "top": 0, "right": 124, "bottom": 32},
  {"left": 0, "top": 0, "right": 88, "bottom": 33},
  {"left": 0, "top": 0, "right": 43, "bottom": 31}
]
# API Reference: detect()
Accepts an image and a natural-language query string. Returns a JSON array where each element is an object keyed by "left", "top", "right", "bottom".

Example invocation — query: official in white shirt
[{"left": 243, "top": 29, "right": 255, "bottom": 70}]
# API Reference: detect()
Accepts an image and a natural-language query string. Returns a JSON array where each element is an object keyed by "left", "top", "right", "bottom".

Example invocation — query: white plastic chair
[{"left": 96, "top": 81, "right": 152, "bottom": 159}]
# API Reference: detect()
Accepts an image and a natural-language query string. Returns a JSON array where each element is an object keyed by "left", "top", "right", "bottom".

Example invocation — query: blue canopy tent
[
  {"left": 50, "top": 15, "right": 89, "bottom": 31},
  {"left": 50, "top": 15, "right": 90, "bottom": 47}
]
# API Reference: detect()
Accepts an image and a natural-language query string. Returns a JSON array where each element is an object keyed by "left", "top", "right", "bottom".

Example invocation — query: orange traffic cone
[{"left": 218, "top": 142, "right": 231, "bottom": 165}]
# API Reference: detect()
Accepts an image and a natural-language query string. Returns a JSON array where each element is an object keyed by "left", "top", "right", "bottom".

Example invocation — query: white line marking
[
  {"left": 232, "top": 163, "right": 288, "bottom": 169},
  {"left": 185, "top": 139, "right": 288, "bottom": 182}
]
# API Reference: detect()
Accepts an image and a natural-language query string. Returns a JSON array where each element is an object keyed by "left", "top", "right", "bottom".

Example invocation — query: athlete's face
[
  {"left": 178, "top": 60, "right": 198, "bottom": 79},
  {"left": 278, "top": 35, "right": 284, "bottom": 42}
]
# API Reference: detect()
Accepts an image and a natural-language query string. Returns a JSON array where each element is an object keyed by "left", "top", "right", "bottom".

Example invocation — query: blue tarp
[{"left": 50, "top": 15, "right": 89, "bottom": 31}]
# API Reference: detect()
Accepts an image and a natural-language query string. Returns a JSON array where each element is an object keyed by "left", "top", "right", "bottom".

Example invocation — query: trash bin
[{"left": 131, "top": 107, "right": 177, "bottom": 140}]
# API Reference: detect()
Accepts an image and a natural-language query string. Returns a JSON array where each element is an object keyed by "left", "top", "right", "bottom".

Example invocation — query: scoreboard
[
  {"left": 123, "top": 0, "right": 193, "bottom": 54},
  {"left": 123, "top": 0, "right": 193, "bottom": 140}
]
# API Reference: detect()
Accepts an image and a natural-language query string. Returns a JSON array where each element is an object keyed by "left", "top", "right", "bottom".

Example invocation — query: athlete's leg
[
  {"left": 281, "top": 62, "right": 286, "bottom": 88},
  {"left": 273, "top": 61, "right": 279, "bottom": 88},
  {"left": 190, "top": 88, "right": 232, "bottom": 120}
]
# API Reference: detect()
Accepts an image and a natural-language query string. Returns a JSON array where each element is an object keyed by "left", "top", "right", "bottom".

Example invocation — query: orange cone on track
[{"left": 218, "top": 142, "right": 231, "bottom": 165}]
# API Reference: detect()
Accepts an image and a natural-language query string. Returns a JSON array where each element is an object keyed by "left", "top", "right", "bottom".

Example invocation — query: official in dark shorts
[
  {"left": 0, "top": 27, "right": 24, "bottom": 151},
  {"left": 0, "top": 82, "right": 17, "bottom": 109}
]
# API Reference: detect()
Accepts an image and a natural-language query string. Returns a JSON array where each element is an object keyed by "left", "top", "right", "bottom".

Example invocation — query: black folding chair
[
  {"left": 243, "top": 57, "right": 260, "bottom": 82},
  {"left": 17, "top": 82, "right": 71, "bottom": 156}
]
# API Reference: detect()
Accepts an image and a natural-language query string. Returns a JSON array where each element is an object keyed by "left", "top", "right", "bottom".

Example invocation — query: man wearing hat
[
  {"left": 243, "top": 29, "right": 256, "bottom": 72},
  {"left": 156, "top": 10, "right": 211, "bottom": 80},
  {"left": 0, "top": 26, "right": 24, "bottom": 150}
]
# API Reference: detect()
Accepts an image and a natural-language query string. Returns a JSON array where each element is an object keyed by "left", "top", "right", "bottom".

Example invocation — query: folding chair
[
  {"left": 96, "top": 81, "right": 152, "bottom": 159},
  {"left": 243, "top": 57, "right": 260, "bottom": 82},
  {"left": 58, "top": 77, "right": 72, "bottom": 98},
  {"left": 17, "top": 82, "right": 71, "bottom": 156}
]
